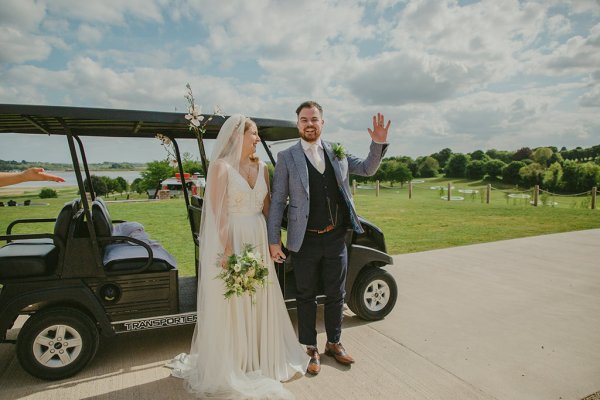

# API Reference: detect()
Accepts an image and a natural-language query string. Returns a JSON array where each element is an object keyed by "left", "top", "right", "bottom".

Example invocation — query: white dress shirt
[{"left": 300, "top": 138, "right": 325, "bottom": 173}]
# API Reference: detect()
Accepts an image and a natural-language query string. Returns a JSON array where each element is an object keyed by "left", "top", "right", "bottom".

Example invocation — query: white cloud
[
  {"left": 387, "top": 0, "right": 546, "bottom": 84},
  {"left": 0, "top": 0, "right": 597, "bottom": 161},
  {"left": 565, "top": 0, "right": 600, "bottom": 15},
  {"left": 546, "top": 14, "right": 572, "bottom": 36},
  {"left": 344, "top": 51, "right": 470, "bottom": 105},
  {"left": 0, "top": 26, "right": 52, "bottom": 64},
  {"left": 76, "top": 24, "right": 103, "bottom": 45},
  {"left": 183, "top": 0, "right": 372, "bottom": 59},
  {"left": 43, "top": 0, "right": 166, "bottom": 25},
  {"left": 546, "top": 25, "right": 600, "bottom": 71},
  {"left": 0, "top": 0, "right": 46, "bottom": 30},
  {"left": 579, "top": 84, "right": 600, "bottom": 107}
]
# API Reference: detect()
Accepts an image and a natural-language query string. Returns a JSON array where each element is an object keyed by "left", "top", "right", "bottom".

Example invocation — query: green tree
[
  {"left": 445, "top": 153, "right": 469, "bottom": 178},
  {"left": 543, "top": 162, "right": 563, "bottom": 192},
  {"left": 417, "top": 156, "right": 439, "bottom": 178},
  {"left": 130, "top": 178, "right": 144, "bottom": 194},
  {"left": 466, "top": 160, "right": 486, "bottom": 180},
  {"left": 519, "top": 163, "right": 545, "bottom": 187},
  {"left": 114, "top": 176, "right": 128, "bottom": 194},
  {"left": 386, "top": 161, "right": 413, "bottom": 187},
  {"left": 548, "top": 151, "right": 564, "bottom": 166},
  {"left": 101, "top": 176, "right": 116, "bottom": 195},
  {"left": 430, "top": 148, "right": 452, "bottom": 169},
  {"left": 513, "top": 147, "right": 533, "bottom": 161},
  {"left": 141, "top": 160, "right": 175, "bottom": 197},
  {"left": 182, "top": 152, "right": 204, "bottom": 175},
  {"left": 469, "top": 150, "right": 487, "bottom": 161},
  {"left": 533, "top": 147, "right": 554, "bottom": 167},
  {"left": 84, "top": 175, "right": 109, "bottom": 197},
  {"left": 485, "top": 149, "right": 514, "bottom": 163},
  {"left": 560, "top": 159, "right": 580, "bottom": 192},
  {"left": 574, "top": 162, "right": 600, "bottom": 192},
  {"left": 484, "top": 159, "right": 507, "bottom": 180},
  {"left": 502, "top": 161, "right": 526, "bottom": 184}
]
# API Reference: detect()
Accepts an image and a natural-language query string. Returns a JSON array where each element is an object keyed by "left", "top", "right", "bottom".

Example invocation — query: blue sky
[{"left": 0, "top": 0, "right": 599, "bottom": 163}]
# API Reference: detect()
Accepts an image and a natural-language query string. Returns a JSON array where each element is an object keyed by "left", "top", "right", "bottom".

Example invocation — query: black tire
[
  {"left": 348, "top": 268, "right": 397, "bottom": 321},
  {"left": 16, "top": 307, "right": 99, "bottom": 380}
]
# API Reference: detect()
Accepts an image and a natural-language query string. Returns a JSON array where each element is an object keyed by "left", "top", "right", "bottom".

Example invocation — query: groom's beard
[{"left": 299, "top": 127, "right": 321, "bottom": 143}]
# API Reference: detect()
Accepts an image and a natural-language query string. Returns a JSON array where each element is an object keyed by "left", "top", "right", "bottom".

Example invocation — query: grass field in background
[{"left": 1, "top": 178, "right": 599, "bottom": 276}]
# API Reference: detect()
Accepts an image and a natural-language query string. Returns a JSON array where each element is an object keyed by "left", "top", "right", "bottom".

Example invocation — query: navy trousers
[{"left": 290, "top": 227, "right": 348, "bottom": 346}]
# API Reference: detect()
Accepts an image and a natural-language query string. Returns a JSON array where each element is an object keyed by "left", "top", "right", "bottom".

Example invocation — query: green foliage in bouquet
[{"left": 216, "top": 244, "right": 269, "bottom": 301}]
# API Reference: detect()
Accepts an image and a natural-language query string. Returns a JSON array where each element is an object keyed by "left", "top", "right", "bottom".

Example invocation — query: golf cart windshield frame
[{"left": 0, "top": 103, "right": 300, "bottom": 277}]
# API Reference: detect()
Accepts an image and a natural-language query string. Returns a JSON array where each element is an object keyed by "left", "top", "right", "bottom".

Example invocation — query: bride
[{"left": 168, "top": 114, "right": 309, "bottom": 399}]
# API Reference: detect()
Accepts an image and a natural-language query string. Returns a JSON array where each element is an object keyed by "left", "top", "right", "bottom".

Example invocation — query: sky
[{"left": 0, "top": 0, "right": 599, "bottom": 164}]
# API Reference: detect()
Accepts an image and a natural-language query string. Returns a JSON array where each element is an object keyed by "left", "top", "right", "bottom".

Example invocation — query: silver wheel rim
[
  {"left": 32, "top": 324, "right": 83, "bottom": 368},
  {"left": 363, "top": 279, "right": 390, "bottom": 312}
]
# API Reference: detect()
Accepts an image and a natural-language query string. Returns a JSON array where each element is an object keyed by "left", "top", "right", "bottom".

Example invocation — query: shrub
[{"left": 39, "top": 188, "right": 58, "bottom": 198}]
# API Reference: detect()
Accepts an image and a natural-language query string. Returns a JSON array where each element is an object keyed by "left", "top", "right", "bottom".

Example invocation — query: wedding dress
[{"left": 167, "top": 115, "right": 308, "bottom": 399}]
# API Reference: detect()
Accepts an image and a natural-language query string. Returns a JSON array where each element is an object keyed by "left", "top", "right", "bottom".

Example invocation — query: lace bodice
[{"left": 227, "top": 162, "right": 267, "bottom": 215}]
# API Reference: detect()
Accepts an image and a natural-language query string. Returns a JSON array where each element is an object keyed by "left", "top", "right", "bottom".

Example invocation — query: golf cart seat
[
  {"left": 91, "top": 199, "right": 176, "bottom": 273},
  {"left": 0, "top": 200, "right": 80, "bottom": 279}
]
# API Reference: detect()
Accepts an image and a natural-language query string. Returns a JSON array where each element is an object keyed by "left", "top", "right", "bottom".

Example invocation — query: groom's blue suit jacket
[{"left": 267, "top": 140, "right": 388, "bottom": 253}]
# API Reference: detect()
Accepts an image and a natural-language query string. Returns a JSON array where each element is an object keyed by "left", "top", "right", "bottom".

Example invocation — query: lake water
[{"left": 7, "top": 171, "right": 143, "bottom": 188}]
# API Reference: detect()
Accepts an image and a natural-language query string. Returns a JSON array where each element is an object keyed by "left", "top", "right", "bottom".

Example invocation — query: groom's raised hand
[{"left": 367, "top": 113, "right": 391, "bottom": 143}]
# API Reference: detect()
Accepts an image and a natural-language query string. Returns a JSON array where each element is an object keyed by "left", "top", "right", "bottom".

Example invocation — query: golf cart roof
[{"left": 0, "top": 103, "right": 299, "bottom": 141}]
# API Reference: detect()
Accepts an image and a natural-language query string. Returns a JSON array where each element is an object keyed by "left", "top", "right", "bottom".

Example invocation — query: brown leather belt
[{"left": 306, "top": 224, "right": 335, "bottom": 234}]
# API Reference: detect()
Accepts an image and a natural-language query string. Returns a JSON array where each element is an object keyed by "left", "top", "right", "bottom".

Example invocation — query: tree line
[
  {"left": 352, "top": 144, "right": 600, "bottom": 194},
  {"left": 0, "top": 159, "right": 144, "bottom": 172},
  {"left": 85, "top": 155, "right": 204, "bottom": 197}
]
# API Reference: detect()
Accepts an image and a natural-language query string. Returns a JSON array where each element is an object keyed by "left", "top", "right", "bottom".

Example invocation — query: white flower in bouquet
[{"left": 216, "top": 244, "right": 269, "bottom": 301}]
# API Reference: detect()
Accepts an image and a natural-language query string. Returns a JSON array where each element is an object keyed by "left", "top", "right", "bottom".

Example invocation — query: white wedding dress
[{"left": 168, "top": 161, "right": 308, "bottom": 399}]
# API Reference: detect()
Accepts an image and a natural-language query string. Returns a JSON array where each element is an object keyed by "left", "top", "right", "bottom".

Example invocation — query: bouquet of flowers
[{"left": 216, "top": 244, "right": 269, "bottom": 301}]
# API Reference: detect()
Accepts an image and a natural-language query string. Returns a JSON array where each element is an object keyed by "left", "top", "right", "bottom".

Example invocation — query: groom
[{"left": 268, "top": 101, "right": 389, "bottom": 375}]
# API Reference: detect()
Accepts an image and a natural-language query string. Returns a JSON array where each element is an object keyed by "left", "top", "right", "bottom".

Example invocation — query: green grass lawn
[{"left": 1, "top": 178, "right": 599, "bottom": 276}]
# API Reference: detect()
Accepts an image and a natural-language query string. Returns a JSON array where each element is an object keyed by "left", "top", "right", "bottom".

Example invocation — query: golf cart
[{"left": 0, "top": 104, "right": 396, "bottom": 380}]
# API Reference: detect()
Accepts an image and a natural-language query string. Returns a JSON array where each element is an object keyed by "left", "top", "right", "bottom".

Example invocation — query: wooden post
[
  {"left": 592, "top": 187, "right": 597, "bottom": 210},
  {"left": 486, "top": 184, "right": 491, "bottom": 204},
  {"left": 376, "top": 180, "right": 380, "bottom": 197},
  {"left": 533, "top": 185, "right": 539, "bottom": 207},
  {"left": 408, "top": 181, "right": 413, "bottom": 199},
  {"left": 352, "top": 179, "right": 356, "bottom": 195},
  {"left": 447, "top": 182, "right": 451, "bottom": 201}
]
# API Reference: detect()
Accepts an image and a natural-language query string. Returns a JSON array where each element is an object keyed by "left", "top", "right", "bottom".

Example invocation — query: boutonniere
[{"left": 331, "top": 143, "right": 347, "bottom": 160}]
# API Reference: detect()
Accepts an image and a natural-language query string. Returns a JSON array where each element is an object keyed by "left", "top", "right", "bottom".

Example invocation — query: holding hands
[{"left": 367, "top": 113, "right": 391, "bottom": 143}]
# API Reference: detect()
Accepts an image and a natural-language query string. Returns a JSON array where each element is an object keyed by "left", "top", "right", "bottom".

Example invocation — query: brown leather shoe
[
  {"left": 306, "top": 347, "right": 321, "bottom": 375},
  {"left": 324, "top": 342, "right": 355, "bottom": 365}
]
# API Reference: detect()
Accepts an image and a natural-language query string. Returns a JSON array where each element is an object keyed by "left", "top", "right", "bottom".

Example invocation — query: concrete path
[{"left": 1, "top": 229, "right": 599, "bottom": 400}]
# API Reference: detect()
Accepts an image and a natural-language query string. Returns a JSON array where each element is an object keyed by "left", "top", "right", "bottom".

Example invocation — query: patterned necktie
[{"left": 310, "top": 143, "right": 325, "bottom": 174}]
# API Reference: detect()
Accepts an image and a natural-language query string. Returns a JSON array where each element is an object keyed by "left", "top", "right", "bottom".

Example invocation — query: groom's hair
[{"left": 296, "top": 101, "right": 323, "bottom": 117}]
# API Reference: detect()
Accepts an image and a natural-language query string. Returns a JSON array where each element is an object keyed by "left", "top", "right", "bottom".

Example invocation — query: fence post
[
  {"left": 447, "top": 182, "right": 451, "bottom": 201},
  {"left": 376, "top": 180, "right": 380, "bottom": 197},
  {"left": 486, "top": 184, "right": 491, "bottom": 204},
  {"left": 409, "top": 181, "right": 413, "bottom": 199},
  {"left": 592, "top": 187, "right": 597, "bottom": 210},
  {"left": 352, "top": 179, "right": 356, "bottom": 195},
  {"left": 534, "top": 185, "right": 539, "bottom": 207}
]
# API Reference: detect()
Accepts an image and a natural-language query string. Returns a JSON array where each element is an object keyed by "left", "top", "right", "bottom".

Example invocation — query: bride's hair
[{"left": 245, "top": 118, "right": 260, "bottom": 163}]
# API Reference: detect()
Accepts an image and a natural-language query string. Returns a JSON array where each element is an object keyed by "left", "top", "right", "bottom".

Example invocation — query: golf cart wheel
[
  {"left": 16, "top": 307, "right": 99, "bottom": 380},
  {"left": 348, "top": 267, "right": 397, "bottom": 321}
]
